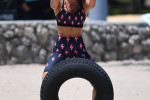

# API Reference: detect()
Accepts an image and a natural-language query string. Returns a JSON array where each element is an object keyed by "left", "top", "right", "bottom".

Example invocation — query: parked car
[
  {"left": 25, "top": 0, "right": 55, "bottom": 20},
  {"left": 0, "top": 0, "right": 55, "bottom": 20},
  {"left": 0, "top": 0, "right": 18, "bottom": 20}
]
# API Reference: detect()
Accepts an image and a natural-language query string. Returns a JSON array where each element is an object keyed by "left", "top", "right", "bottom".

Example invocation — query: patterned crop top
[{"left": 56, "top": 0, "right": 86, "bottom": 28}]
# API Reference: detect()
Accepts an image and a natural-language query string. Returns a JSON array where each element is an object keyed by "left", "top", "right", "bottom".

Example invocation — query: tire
[{"left": 40, "top": 58, "right": 114, "bottom": 100}]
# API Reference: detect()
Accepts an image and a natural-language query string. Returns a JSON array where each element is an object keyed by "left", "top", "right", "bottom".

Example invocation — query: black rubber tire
[{"left": 40, "top": 58, "right": 114, "bottom": 100}]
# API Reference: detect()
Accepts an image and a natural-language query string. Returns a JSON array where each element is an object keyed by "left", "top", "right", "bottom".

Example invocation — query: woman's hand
[{"left": 22, "top": 2, "right": 30, "bottom": 12}]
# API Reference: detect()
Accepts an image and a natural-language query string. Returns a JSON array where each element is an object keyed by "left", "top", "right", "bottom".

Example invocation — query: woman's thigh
[{"left": 44, "top": 53, "right": 64, "bottom": 72}]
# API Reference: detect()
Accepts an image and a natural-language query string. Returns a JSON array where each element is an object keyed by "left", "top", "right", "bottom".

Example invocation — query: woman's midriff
[{"left": 57, "top": 26, "right": 82, "bottom": 37}]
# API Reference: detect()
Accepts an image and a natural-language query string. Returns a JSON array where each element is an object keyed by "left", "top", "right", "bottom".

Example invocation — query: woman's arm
[
  {"left": 83, "top": 0, "right": 96, "bottom": 15},
  {"left": 84, "top": 0, "right": 96, "bottom": 9},
  {"left": 50, "top": 0, "right": 60, "bottom": 10}
]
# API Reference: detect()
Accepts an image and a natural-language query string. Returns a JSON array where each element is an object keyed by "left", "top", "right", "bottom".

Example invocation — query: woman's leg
[
  {"left": 42, "top": 53, "right": 64, "bottom": 81},
  {"left": 92, "top": 89, "right": 96, "bottom": 100},
  {"left": 83, "top": 52, "right": 96, "bottom": 100},
  {"left": 42, "top": 72, "right": 48, "bottom": 81}
]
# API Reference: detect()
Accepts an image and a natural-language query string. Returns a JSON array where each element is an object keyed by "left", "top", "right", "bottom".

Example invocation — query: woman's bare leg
[
  {"left": 92, "top": 88, "right": 96, "bottom": 100},
  {"left": 42, "top": 72, "right": 48, "bottom": 81}
]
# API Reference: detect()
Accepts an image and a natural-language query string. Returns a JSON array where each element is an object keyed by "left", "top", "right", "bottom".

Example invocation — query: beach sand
[{"left": 0, "top": 59, "right": 150, "bottom": 100}]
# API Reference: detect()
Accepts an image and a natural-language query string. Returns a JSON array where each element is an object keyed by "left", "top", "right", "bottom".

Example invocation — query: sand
[
  {"left": 0, "top": 59, "right": 150, "bottom": 100},
  {"left": 107, "top": 14, "right": 142, "bottom": 22}
]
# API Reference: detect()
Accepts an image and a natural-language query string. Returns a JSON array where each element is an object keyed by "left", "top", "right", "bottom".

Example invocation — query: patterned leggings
[{"left": 44, "top": 35, "right": 94, "bottom": 72}]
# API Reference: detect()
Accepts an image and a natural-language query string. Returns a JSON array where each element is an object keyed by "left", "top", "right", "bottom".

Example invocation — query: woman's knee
[{"left": 42, "top": 72, "right": 48, "bottom": 81}]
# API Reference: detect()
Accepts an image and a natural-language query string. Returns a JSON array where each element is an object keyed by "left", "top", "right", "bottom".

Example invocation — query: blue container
[{"left": 89, "top": 0, "right": 108, "bottom": 20}]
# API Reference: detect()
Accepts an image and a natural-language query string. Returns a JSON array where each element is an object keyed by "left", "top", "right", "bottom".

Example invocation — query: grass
[{"left": 109, "top": 8, "right": 150, "bottom": 15}]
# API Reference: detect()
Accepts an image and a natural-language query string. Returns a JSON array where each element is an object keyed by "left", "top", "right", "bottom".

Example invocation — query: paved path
[{"left": 0, "top": 60, "right": 150, "bottom": 100}]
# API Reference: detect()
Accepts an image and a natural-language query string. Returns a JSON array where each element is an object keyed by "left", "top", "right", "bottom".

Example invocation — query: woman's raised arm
[
  {"left": 84, "top": 0, "right": 96, "bottom": 9},
  {"left": 50, "top": 0, "right": 60, "bottom": 10}
]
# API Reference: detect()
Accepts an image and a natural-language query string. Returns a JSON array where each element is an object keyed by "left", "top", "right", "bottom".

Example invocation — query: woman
[{"left": 42, "top": 0, "right": 96, "bottom": 99}]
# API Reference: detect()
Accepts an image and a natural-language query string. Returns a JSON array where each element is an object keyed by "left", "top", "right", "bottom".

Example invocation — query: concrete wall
[{"left": 0, "top": 20, "right": 150, "bottom": 64}]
